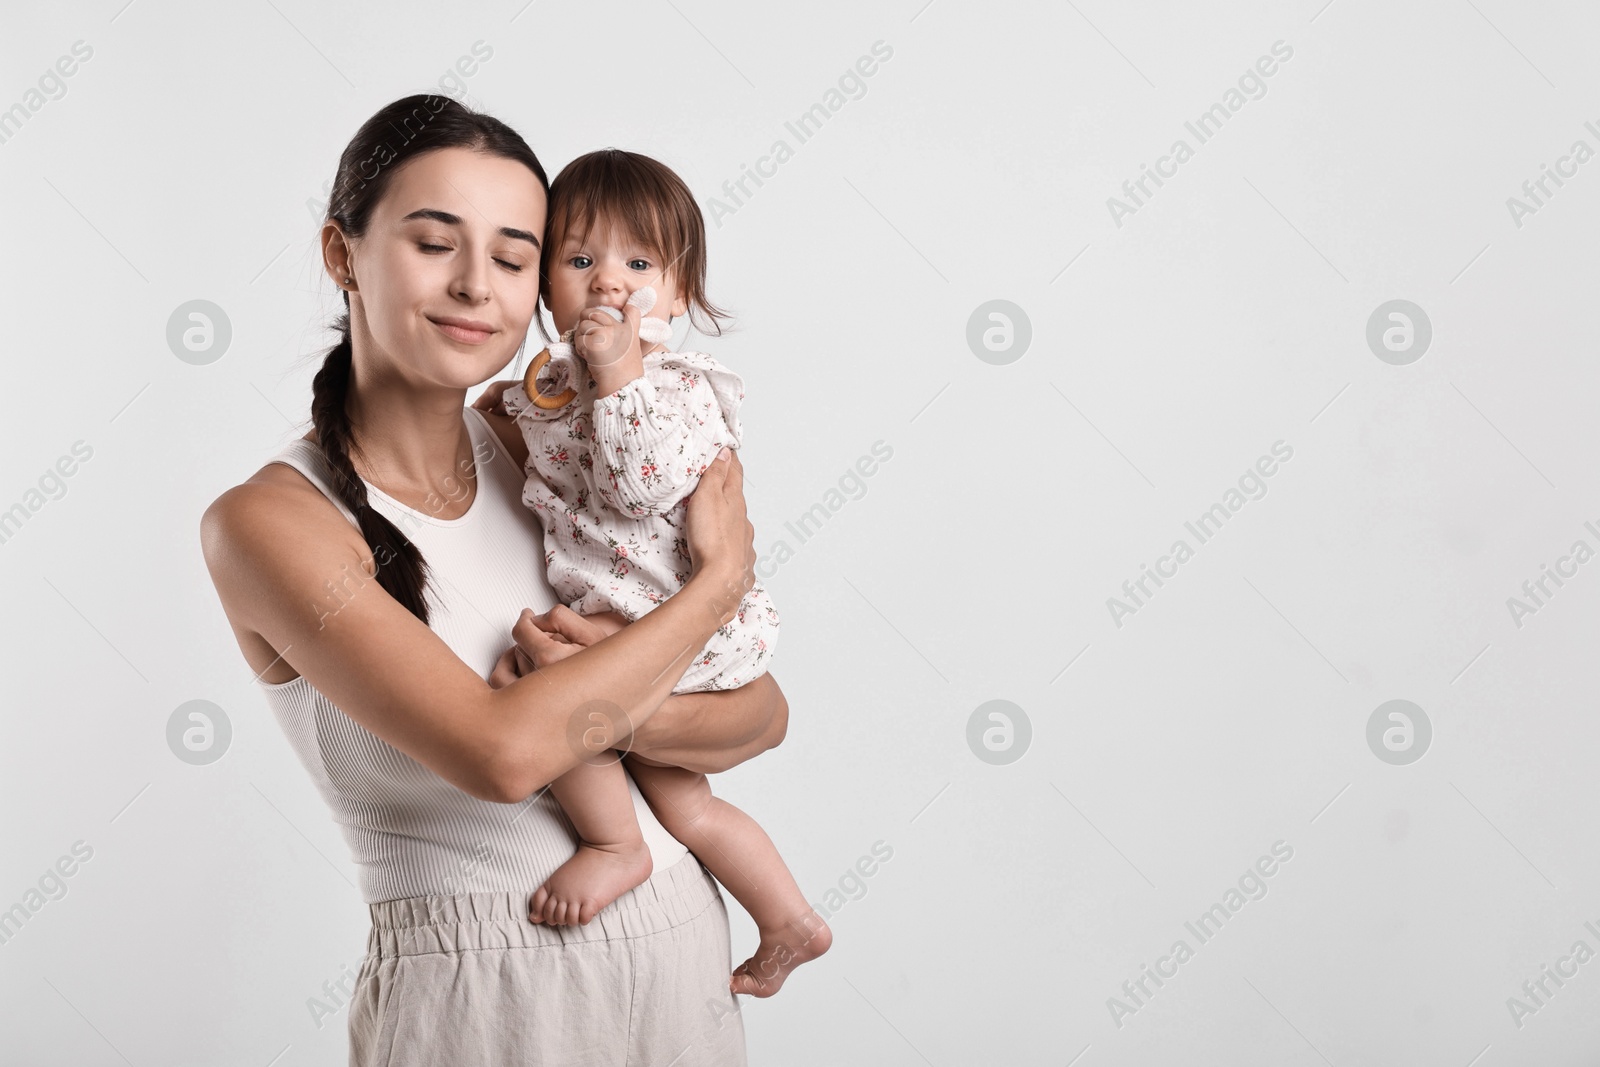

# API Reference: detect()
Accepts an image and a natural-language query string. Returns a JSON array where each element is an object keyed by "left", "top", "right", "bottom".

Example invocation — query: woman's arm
[
  {"left": 200, "top": 450, "right": 754, "bottom": 805},
  {"left": 626, "top": 674, "right": 788, "bottom": 774},
  {"left": 534, "top": 610, "right": 788, "bottom": 773}
]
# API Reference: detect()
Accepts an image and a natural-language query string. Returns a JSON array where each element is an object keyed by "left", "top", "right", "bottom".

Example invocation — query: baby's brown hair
[{"left": 539, "top": 148, "right": 729, "bottom": 338}]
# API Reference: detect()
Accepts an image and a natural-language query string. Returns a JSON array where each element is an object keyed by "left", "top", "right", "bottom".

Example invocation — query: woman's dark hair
[
  {"left": 540, "top": 148, "right": 729, "bottom": 338},
  {"left": 312, "top": 94, "right": 548, "bottom": 624}
]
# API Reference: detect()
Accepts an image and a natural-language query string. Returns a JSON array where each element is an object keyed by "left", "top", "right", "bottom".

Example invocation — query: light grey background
[{"left": 3, "top": 0, "right": 1598, "bottom": 1063}]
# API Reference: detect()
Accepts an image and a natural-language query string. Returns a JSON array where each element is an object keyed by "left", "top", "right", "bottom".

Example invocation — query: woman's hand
[
  {"left": 685, "top": 450, "right": 757, "bottom": 621},
  {"left": 472, "top": 379, "right": 522, "bottom": 417},
  {"left": 486, "top": 607, "right": 631, "bottom": 689}
]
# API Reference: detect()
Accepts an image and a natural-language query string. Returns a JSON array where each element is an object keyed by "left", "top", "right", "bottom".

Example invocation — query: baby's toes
[{"left": 729, "top": 967, "right": 774, "bottom": 998}]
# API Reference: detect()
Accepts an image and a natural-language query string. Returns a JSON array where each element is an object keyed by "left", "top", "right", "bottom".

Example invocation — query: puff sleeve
[{"left": 586, "top": 352, "right": 746, "bottom": 518}]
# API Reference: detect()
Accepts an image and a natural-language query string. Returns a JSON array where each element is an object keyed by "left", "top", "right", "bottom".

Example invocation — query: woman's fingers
[
  {"left": 720, "top": 449, "right": 744, "bottom": 501},
  {"left": 714, "top": 451, "right": 756, "bottom": 591},
  {"left": 724, "top": 451, "right": 754, "bottom": 542},
  {"left": 697, "top": 447, "right": 730, "bottom": 488},
  {"left": 684, "top": 449, "right": 756, "bottom": 600}
]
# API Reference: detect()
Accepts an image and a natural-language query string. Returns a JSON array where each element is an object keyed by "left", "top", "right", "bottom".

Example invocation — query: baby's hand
[
  {"left": 573, "top": 299, "right": 643, "bottom": 371},
  {"left": 488, "top": 606, "right": 626, "bottom": 687},
  {"left": 571, "top": 287, "right": 673, "bottom": 377},
  {"left": 487, "top": 609, "right": 593, "bottom": 688},
  {"left": 513, "top": 606, "right": 597, "bottom": 670},
  {"left": 472, "top": 379, "right": 521, "bottom": 416}
]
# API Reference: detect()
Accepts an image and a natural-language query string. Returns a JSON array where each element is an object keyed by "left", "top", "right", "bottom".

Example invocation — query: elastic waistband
[{"left": 365, "top": 852, "right": 716, "bottom": 958}]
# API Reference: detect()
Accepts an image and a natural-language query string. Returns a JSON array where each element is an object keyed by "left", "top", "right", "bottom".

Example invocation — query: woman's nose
[{"left": 454, "top": 257, "right": 490, "bottom": 303}]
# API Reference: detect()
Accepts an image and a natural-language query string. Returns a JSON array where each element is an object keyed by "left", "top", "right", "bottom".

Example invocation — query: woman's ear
[{"left": 321, "top": 220, "right": 355, "bottom": 290}]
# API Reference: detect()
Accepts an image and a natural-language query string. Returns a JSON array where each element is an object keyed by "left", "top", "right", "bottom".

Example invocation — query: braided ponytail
[
  {"left": 309, "top": 94, "right": 549, "bottom": 625},
  {"left": 310, "top": 310, "right": 436, "bottom": 622}
]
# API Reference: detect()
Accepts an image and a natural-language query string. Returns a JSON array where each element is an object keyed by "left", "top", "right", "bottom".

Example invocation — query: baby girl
[{"left": 486, "top": 148, "right": 829, "bottom": 997}]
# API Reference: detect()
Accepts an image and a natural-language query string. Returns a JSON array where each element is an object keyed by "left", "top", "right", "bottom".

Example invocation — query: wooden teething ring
[{"left": 522, "top": 347, "right": 578, "bottom": 410}]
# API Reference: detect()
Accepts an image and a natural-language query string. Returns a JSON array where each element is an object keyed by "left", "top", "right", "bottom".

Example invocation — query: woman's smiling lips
[{"left": 429, "top": 315, "right": 496, "bottom": 344}]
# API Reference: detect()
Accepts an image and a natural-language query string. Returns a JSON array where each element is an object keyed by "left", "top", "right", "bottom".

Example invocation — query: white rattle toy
[{"left": 521, "top": 287, "right": 673, "bottom": 410}]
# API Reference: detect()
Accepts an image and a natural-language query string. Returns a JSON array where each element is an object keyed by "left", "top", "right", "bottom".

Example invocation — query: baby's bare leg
[
  {"left": 530, "top": 758, "right": 653, "bottom": 927},
  {"left": 624, "top": 754, "right": 832, "bottom": 997}
]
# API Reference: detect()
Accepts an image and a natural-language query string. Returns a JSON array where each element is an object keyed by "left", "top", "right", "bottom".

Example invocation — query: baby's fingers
[
  {"left": 536, "top": 604, "right": 607, "bottom": 646},
  {"left": 473, "top": 378, "right": 518, "bottom": 414},
  {"left": 488, "top": 645, "right": 535, "bottom": 688},
  {"left": 488, "top": 647, "right": 520, "bottom": 688},
  {"left": 512, "top": 622, "right": 579, "bottom": 670}
]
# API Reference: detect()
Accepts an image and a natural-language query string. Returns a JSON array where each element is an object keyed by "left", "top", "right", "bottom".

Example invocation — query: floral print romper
[{"left": 500, "top": 348, "right": 778, "bottom": 692}]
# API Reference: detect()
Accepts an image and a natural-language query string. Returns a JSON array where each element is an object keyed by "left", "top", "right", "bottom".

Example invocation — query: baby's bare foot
[
  {"left": 529, "top": 839, "right": 653, "bottom": 926},
  {"left": 730, "top": 909, "right": 833, "bottom": 997}
]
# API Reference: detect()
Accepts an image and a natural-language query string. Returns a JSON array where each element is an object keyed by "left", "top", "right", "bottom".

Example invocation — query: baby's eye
[
  {"left": 570, "top": 255, "right": 592, "bottom": 269},
  {"left": 628, "top": 258, "right": 651, "bottom": 271}
]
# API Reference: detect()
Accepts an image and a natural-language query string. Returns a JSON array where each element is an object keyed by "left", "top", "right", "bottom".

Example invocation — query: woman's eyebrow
[{"left": 400, "top": 208, "right": 540, "bottom": 249}]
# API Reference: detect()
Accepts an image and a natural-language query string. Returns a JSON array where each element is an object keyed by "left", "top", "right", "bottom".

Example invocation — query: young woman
[{"left": 199, "top": 94, "right": 782, "bottom": 1065}]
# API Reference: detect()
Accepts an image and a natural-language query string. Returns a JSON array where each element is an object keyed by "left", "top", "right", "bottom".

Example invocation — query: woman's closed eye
[{"left": 418, "top": 242, "right": 525, "bottom": 272}]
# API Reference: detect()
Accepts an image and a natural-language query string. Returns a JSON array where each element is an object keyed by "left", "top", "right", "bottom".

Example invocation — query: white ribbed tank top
[{"left": 256, "top": 406, "right": 687, "bottom": 904}]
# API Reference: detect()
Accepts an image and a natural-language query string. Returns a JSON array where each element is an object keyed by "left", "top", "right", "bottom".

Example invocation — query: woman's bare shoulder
[
  {"left": 198, "top": 446, "right": 376, "bottom": 681},
  {"left": 200, "top": 449, "right": 364, "bottom": 578},
  {"left": 206, "top": 445, "right": 324, "bottom": 520}
]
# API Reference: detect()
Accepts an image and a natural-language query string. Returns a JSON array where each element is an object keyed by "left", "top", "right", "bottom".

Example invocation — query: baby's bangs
[{"left": 548, "top": 172, "right": 679, "bottom": 265}]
